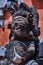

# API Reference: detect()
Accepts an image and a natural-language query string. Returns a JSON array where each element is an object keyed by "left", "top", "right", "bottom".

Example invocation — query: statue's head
[
  {"left": 8, "top": 10, "right": 35, "bottom": 41},
  {"left": 8, "top": 10, "right": 40, "bottom": 41}
]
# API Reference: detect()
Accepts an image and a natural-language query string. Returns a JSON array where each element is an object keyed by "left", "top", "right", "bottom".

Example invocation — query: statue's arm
[{"left": 28, "top": 42, "right": 35, "bottom": 54}]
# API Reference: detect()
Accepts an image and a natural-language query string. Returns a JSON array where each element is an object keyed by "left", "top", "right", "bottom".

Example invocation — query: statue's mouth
[
  {"left": 15, "top": 25, "right": 25, "bottom": 30},
  {"left": 16, "top": 26, "right": 21, "bottom": 29}
]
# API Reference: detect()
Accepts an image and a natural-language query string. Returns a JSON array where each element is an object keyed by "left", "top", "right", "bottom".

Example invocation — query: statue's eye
[
  {"left": 23, "top": 15, "right": 27, "bottom": 18},
  {"left": 18, "top": 19, "right": 21, "bottom": 21},
  {"left": 29, "top": 14, "right": 33, "bottom": 19}
]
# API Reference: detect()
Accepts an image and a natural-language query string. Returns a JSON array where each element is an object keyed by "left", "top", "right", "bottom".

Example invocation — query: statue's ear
[{"left": 7, "top": 22, "right": 12, "bottom": 29}]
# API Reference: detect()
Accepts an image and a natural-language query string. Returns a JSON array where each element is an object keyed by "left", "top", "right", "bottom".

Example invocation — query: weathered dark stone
[
  {"left": 6, "top": 3, "right": 40, "bottom": 65},
  {"left": 5, "top": 40, "right": 36, "bottom": 64}
]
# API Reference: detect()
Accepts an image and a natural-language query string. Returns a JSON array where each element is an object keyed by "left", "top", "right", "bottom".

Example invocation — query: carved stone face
[{"left": 11, "top": 16, "right": 29, "bottom": 38}]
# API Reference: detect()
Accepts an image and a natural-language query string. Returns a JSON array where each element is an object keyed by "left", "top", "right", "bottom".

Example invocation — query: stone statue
[{"left": 5, "top": 2, "right": 40, "bottom": 65}]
